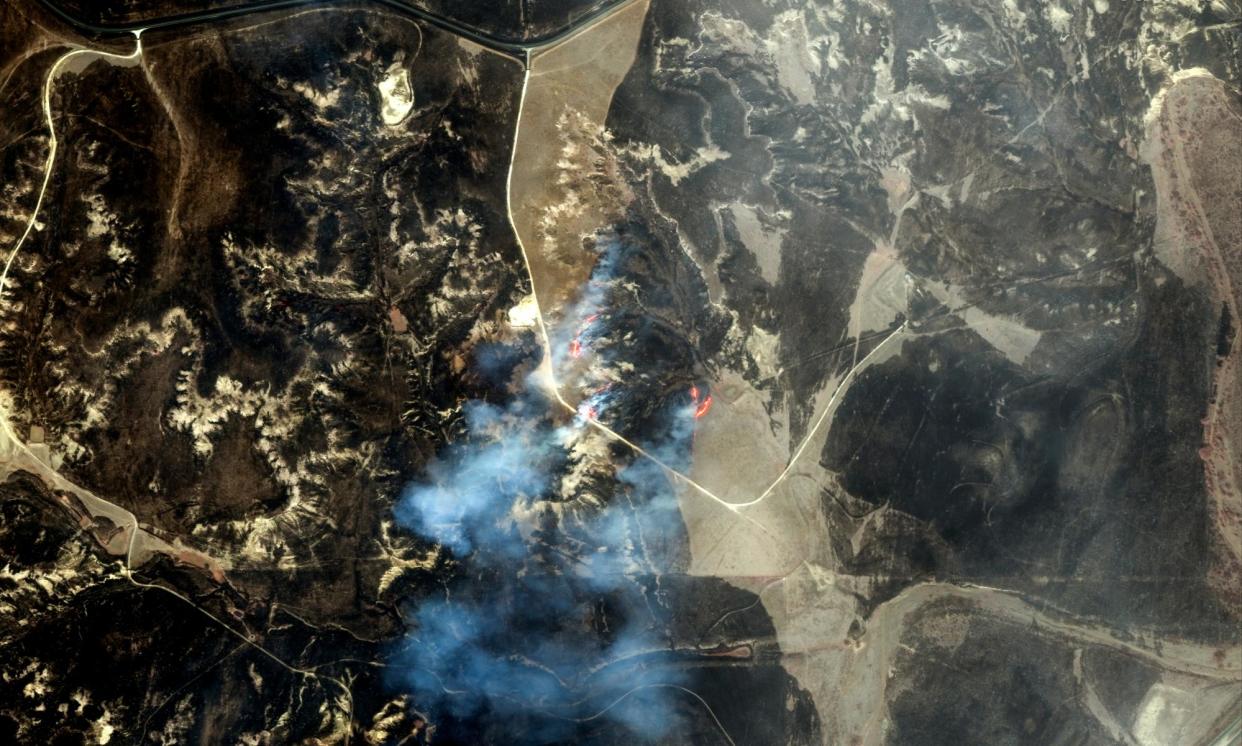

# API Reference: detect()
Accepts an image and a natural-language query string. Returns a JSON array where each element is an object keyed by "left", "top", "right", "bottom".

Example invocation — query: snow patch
[
  {"left": 507, "top": 294, "right": 541, "bottom": 329},
  {"left": 377, "top": 61, "right": 414, "bottom": 126},
  {"left": 292, "top": 80, "right": 340, "bottom": 109}
]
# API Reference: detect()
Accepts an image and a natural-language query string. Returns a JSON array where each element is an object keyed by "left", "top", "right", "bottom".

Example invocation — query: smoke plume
[{"left": 391, "top": 226, "right": 708, "bottom": 742}]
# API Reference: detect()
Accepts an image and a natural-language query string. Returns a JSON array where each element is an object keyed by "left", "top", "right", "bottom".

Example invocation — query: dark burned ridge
[{"left": 32, "top": 0, "right": 631, "bottom": 61}]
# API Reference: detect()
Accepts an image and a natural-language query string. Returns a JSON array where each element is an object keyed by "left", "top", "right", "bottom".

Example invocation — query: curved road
[
  {"left": 9, "top": 2, "right": 1241, "bottom": 744},
  {"left": 31, "top": 0, "right": 638, "bottom": 61}
]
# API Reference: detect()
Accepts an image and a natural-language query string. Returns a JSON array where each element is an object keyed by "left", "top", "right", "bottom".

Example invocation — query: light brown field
[{"left": 1146, "top": 68, "right": 1242, "bottom": 618}]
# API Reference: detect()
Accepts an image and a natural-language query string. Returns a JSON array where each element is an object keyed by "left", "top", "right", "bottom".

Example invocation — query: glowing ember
[
  {"left": 694, "top": 395, "right": 713, "bottom": 419},
  {"left": 688, "top": 385, "right": 712, "bottom": 419},
  {"left": 568, "top": 313, "right": 600, "bottom": 360}
]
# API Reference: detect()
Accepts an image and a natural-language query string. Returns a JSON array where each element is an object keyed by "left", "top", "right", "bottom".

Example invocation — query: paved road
[{"left": 32, "top": 0, "right": 637, "bottom": 61}]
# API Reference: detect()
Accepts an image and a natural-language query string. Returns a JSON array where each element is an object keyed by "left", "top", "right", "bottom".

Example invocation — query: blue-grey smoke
[
  {"left": 394, "top": 397, "right": 561, "bottom": 557},
  {"left": 391, "top": 227, "right": 706, "bottom": 742}
]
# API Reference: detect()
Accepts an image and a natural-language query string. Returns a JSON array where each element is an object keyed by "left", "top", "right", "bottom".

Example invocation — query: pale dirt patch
[{"left": 728, "top": 203, "right": 785, "bottom": 284}]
